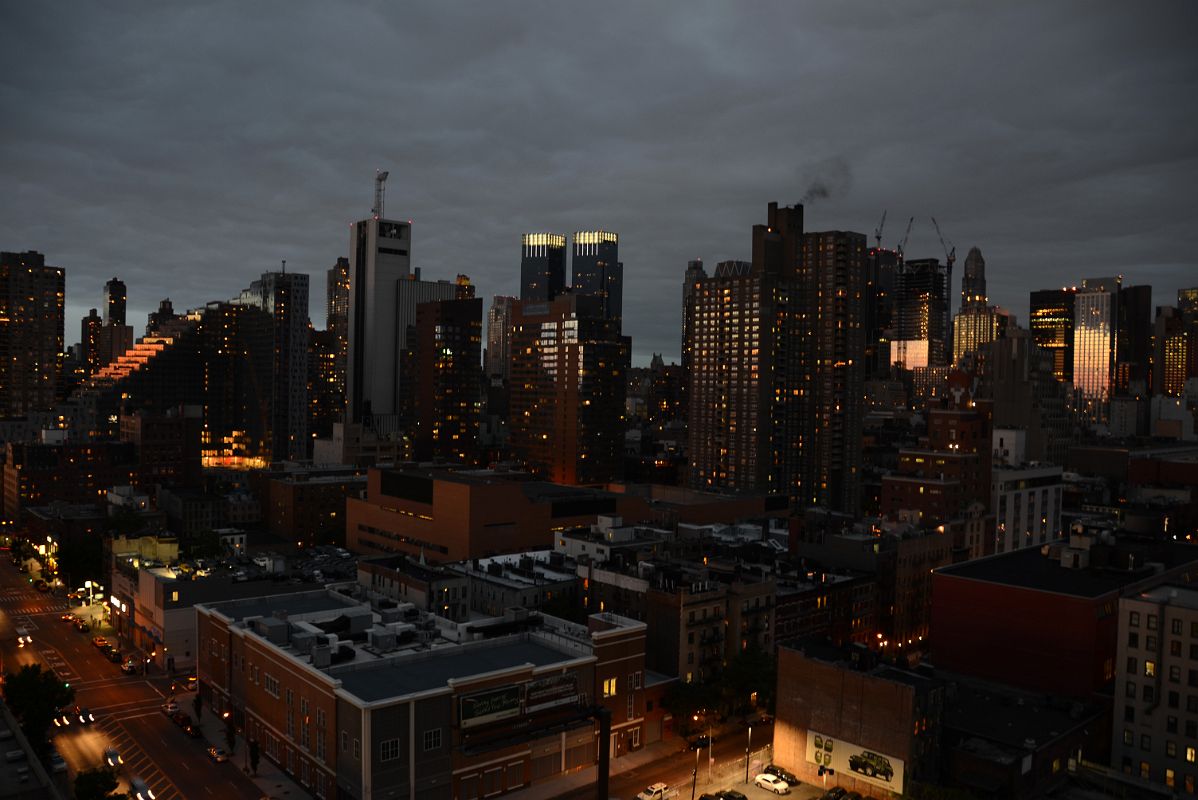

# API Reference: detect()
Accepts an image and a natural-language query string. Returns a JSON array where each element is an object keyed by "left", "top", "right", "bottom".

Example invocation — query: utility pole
[
  {"left": 745, "top": 724, "right": 753, "bottom": 784},
  {"left": 596, "top": 706, "right": 611, "bottom": 800}
]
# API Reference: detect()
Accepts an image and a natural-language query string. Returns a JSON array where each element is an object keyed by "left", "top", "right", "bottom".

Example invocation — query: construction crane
[
  {"left": 897, "top": 216, "right": 915, "bottom": 259},
  {"left": 372, "top": 169, "right": 390, "bottom": 218},
  {"left": 930, "top": 216, "right": 956, "bottom": 271},
  {"left": 873, "top": 210, "right": 887, "bottom": 250}
]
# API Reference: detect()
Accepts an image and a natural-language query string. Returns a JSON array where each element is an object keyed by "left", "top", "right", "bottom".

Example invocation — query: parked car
[
  {"left": 161, "top": 701, "right": 179, "bottom": 715},
  {"left": 182, "top": 722, "right": 203, "bottom": 739},
  {"left": 60, "top": 612, "right": 76, "bottom": 622},
  {"left": 717, "top": 792, "right": 748, "bottom": 800},
  {"left": 34, "top": 579, "right": 49, "bottom": 592},
  {"left": 848, "top": 751, "right": 894, "bottom": 781},
  {"left": 105, "top": 648, "right": 123, "bottom": 663},
  {"left": 754, "top": 774, "right": 791, "bottom": 795},
  {"left": 688, "top": 735, "right": 711, "bottom": 750},
  {"left": 170, "top": 711, "right": 191, "bottom": 728},
  {"left": 764, "top": 764, "right": 799, "bottom": 787},
  {"left": 121, "top": 660, "right": 138, "bottom": 675},
  {"left": 820, "top": 790, "right": 847, "bottom": 800},
  {"left": 130, "top": 777, "right": 156, "bottom": 800},
  {"left": 636, "top": 783, "right": 675, "bottom": 800},
  {"left": 91, "top": 636, "right": 109, "bottom": 649},
  {"left": 74, "top": 619, "right": 90, "bottom": 633},
  {"left": 206, "top": 746, "right": 229, "bottom": 763},
  {"left": 104, "top": 748, "right": 124, "bottom": 767}
]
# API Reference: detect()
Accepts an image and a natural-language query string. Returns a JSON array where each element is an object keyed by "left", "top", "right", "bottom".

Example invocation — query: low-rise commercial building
[
  {"left": 992, "top": 463, "right": 1063, "bottom": 554},
  {"left": 195, "top": 590, "right": 649, "bottom": 800}
]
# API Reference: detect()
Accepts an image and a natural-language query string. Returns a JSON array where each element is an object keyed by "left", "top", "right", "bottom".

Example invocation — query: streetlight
[{"left": 745, "top": 723, "right": 753, "bottom": 784}]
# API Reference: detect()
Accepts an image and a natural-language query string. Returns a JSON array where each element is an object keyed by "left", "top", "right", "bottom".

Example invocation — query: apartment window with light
[
  {"left": 1145, "top": 661, "right": 1157, "bottom": 678},
  {"left": 603, "top": 677, "right": 617, "bottom": 697}
]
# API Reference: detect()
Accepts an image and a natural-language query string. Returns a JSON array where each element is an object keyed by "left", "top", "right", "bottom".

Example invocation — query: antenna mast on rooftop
[{"left": 372, "top": 169, "right": 390, "bottom": 218}]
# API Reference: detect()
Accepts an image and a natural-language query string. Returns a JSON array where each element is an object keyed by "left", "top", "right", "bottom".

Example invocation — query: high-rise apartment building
[
  {"left": 0, "top": 250, "right": 65, "bottom": 416},
  {"left": 1029, "top": 287, "right": 1077, "bottom": 383},
  {"left": 864, "top": 246, "right": 899, "bottom": 375},
  {"left": 326, "top": 256, "right": 350, "bottom": 396},
  {"left": 103, "top": 276, "right": 127, "bottom": 326},
  {"left": 1112, "top": 583, "right": 1198, "bottom": 794},
  {"left": 572, "top": 230, "right": 622, "bottom": 322},
  {"left": 509, "top": 294, "right": 629, "bottom": 484},
  {"left": 146, "top": 298, "right": 179, "bottom": 337},
  {"left": 235, "top": 271, "right": 310, "bottom": 460},
  {"left": 1116, "top": 284, "right": 1153, "bottom": 394},
  {"left": 685, "top": 203, "right": 864, "bottom": 513},
  {"left": 1154, "top": 291, "right": 1198, "bottom": 397},
  {"left": 797, "top": 230, "right": 867, "bottom": 512},
  {"left": 893, "top": 258, "right": 949, "bottom": 367},
  {"left": 81, "top": 308, "right": 103, "bottom": 376},
  {"left": 412, "top": 296, "right": 482, "bottom": 463},
  {"left": 485, "top": 295, "right": 516, "bottom": 381},
  {"left": 519, "top": 233, "right": 566, "bottom": 303}
]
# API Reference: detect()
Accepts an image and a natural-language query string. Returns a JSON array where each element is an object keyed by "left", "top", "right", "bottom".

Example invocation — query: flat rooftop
[
  {"left": 943, "top": 674, "right": 1101, "bottom": 751},
  {"left": 1136, "top": 584, "right": 1198, "bottom": 611},
  {"left": 200, "top": 589, "right": 361, "bottom": 622},
  {"left": 333, "top": 638, "right": 575, "bottom": 703},
  {"left": 936, "top": 539, "right": 1198, "bottom": 598}
]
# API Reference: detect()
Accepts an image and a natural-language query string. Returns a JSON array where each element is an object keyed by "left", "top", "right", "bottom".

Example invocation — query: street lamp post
[{"left": 745, "top": 724, "right": 753, "bottom": 784}]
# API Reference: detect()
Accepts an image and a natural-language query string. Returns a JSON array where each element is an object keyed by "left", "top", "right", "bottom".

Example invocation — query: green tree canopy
[
  {"left": 74, "top": 766, "right": 123, "bottom": 800},
  {"left": 2, "top": 663, "right": 75, "bottom": 759}
]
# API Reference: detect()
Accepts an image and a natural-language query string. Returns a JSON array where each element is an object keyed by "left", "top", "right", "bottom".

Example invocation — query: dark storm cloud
[{"left": 1, "top": 1, "right": 1195, "bottom": 364}]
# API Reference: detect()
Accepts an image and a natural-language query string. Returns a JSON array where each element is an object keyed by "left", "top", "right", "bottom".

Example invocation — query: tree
[
  {"left": 193, "top": 692, "right": 203, "bottom": 721},
  {"left": 720, "top": 647, "right": 776, "bottom": 716},
  {"left": 74, "top": 767, "right": 122, "bottom": 800},
  {"left": 2, "top": 664, "right": 74, "bottom": 759},
  {"left": 249, "top": 740, "right": 260, "bottom": 775}
]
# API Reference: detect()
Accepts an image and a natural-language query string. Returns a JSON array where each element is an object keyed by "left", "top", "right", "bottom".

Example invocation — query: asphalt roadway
[{"left": 0, "top": 555, "right": 265, "bottom": 800}]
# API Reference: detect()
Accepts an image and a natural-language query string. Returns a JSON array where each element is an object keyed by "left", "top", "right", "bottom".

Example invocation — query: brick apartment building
[{"left": 195, "top": 589, "right": 648, "bottom": 800}]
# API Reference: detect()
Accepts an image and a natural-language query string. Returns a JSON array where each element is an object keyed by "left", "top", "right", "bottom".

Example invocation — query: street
[{"left": 0, "top": 552, "right": 265, "bottom": 799}]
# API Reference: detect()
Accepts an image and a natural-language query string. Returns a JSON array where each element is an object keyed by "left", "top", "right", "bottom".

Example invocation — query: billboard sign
[
  {"left": 524, "top": 674, "right": 580, "bottom": 714},
  {"left": 806, "top": 730, "right": 905, "bottom": 793},
  {"left": 460, "top": 685, "right": 522, "bottom": 729}
]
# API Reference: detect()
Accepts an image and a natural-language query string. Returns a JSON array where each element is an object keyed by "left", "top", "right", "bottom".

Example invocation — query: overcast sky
[{"left": 2, "top": 2, "right": 1195, "bottom": 365}]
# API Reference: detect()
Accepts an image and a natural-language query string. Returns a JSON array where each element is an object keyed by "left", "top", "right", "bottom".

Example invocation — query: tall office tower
[
  {"left": 326, "top": 257, "right": 350, "bottom": 396},
  {"left": 346, "top": 215, "right": 462, "bottom": 435},
  {"left": 796, "top": 230, "right": 867, "bottom": 512},
  {"left": 0, "top": 250, "right": 64, "bottom": 416},
  {"left": 519, "top": 233, "right": 566, "bottom": 303},
  {"left": 1152, "top": 307, "right": 1189, "bottom": 397},
  {"left": 308, "top": 325, "right": 340, "bottom": 440},
  {"left": 509, "top": 294, "right": 629, "bottom": 484},
  {"left": 103, "top": 276, "right": 127, "bottom": 326},
  {"left": 235, "top": 271, "right": 310, "bottom": 460},
  {"left": 1180, "top": 287, "right": 1198, "bottom": 315},
  {"left": 892, "top": 258, "right": 949, "bottom": 367},
  {"left": 1073, "top": 276, "right": 1121, "bottom": 421},
  {"left": 1115, "top": 284, "right": 1152, "bottom": 394},
  {"left": 864, "top": 246, "right": 899, "bottom": 375},
  {"left": 950, "top": 247, "right": 1013, "bottom": 365},
  {"left": 1029, "top": 287, "right": 1077, "bottom": 383},
  {"left": 81, "top": 308, "right": 103, "bottom": 376},
  {"left": 571, "top": 231, "right": 622, "bottom": 322},
  {"left": 485, "top": 296, "right": 516, "bottom": 380},
  {"left": 412, "top": 296, "right": 482, "bottom": 463}
]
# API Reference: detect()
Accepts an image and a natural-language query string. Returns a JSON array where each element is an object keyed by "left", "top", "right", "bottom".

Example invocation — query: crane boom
[
  {"left": 930, "top": 216, "right": 956, "bottom": 267},
  {"left": 873, "top": 210, "right": 887, "bottom": 249},
  {"left": 898, "top": 216, "right": 915, "bottom": 257}
]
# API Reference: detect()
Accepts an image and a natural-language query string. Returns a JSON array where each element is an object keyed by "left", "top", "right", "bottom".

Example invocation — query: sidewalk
[{"left": 191, "top": 701, "right": 310, "bottom": 799}]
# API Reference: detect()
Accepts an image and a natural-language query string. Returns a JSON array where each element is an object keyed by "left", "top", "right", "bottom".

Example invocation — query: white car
[
  {"left": 161, "top": 701, "right": 179, "bottom": 715},
  {"left": 636, "top": 782, "right": 674, "bottom": 800},
  {"left": 754, "top": 773, "right": 791, "bottom": 795}
]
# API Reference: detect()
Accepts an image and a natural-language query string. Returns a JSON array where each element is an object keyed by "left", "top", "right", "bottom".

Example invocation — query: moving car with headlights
[
  {"left": 104, "top": 748, "right": 124, "bottom": 767},
  {"left": 15, "top": 627, "right": 31, "bottom": 648},
  {"left": 207, "top": 746, "right": 229, "bottom": 763},
  {"left": 131, "top": 777, "right": 155, "bottom": 800}
]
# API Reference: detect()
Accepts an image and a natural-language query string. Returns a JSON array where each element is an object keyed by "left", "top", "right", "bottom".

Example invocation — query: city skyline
[{"left": 2, "top": 3, "right": 1196, "bottom": 365}]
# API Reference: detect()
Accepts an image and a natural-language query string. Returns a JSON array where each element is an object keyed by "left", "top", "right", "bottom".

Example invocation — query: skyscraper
[
  {"left": 519, "top": 233, "right": 566, "bottom": 303},
  {"left": 146, "top": 298, "right": 179, "bottom": 337},
  {"left": 81, "top": 308, "right": 102, "bottom": 376},
  {"left": 1115, "top": 284, "right": 1152, "bottom": 394},
  {"left": 1029, "top": 287, "right": 1077, "bottom": 383},
  {"left": 893, "top": 258, "right": 950, "bottom": 367},
  {"left": 864, "top": 246, "right": 899, "bottom": 376},
  {"left": 950, "top": 248, "right": 1012, "bottom": 365},
  {"left": 0, "top": 250, "right": 64, "bottom": 416},
  {"left": 685, "top": 203, "right": 864, "bottom": 513},
  {"left": 236, "top": 270, "right": 310, "bottom": 460},
  {"left": 509, "top": 294, "right": 629, "bottom": 485},
  {"left": 681, "top": 259, "right": 706, "bottom": 421},
  {"left": 1073, "top": 276, "right": 1121, "bottom": 421},
  {"left": 485, "top": 296, "right": 516, "bottom": 381},
  {"left": 412, "top": 296, "right": 482, "bottom": 464},
  {"left": 103, "top": 276, "right": 127, "bottom": 326},
  {"left": 572, "top": 230, "right": 622, "bottom": 322},
  {"left": 1152, "top": 306, "right": 1190, "bottom": 397},
  {"left": 326, "top": 256, "right": 350, "bottom": 398}
]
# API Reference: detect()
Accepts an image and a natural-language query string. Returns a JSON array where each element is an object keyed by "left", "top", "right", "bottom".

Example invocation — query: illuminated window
[
  {"left": 603, "top": 677, "right": 617, "bottom": 698},
  {"left": 1145, "top": 661, "right": 1156, "bottom": 678}
]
